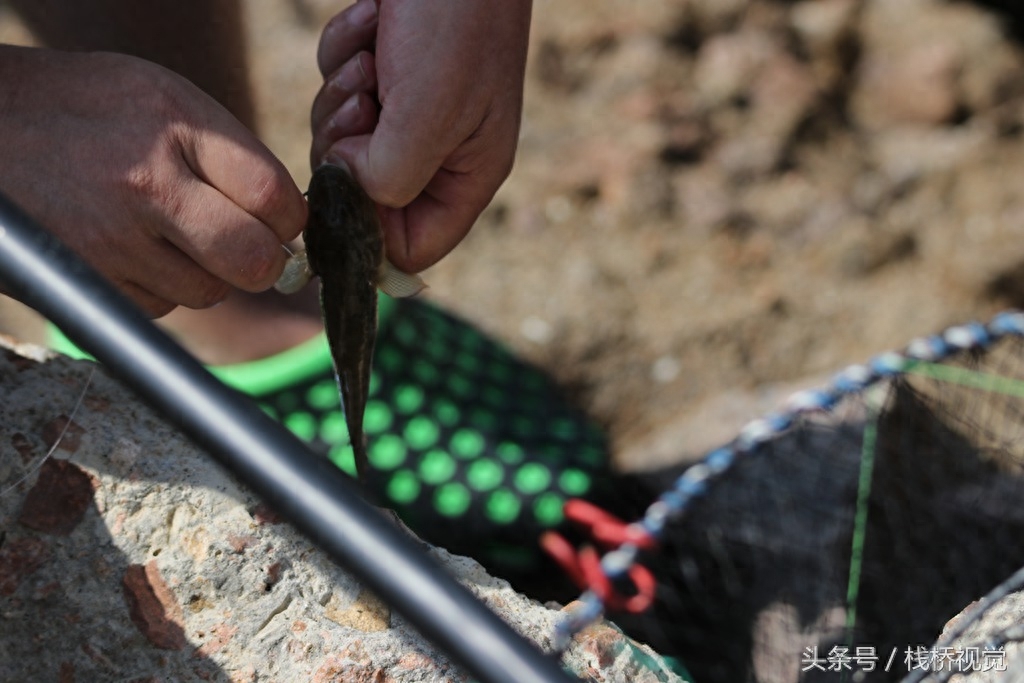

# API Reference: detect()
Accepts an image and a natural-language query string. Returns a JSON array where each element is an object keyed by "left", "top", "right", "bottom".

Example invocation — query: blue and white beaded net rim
[{"left": 551, "top": 309, "right": 1024, "bottom": 651}]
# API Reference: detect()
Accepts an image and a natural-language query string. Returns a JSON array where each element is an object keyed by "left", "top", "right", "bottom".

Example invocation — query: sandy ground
[{"left": 3, "top": 0, "right": 1024, "bottom": 472}]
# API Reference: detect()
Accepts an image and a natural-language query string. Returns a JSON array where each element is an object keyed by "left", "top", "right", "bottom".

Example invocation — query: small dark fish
[{"left": 277, "top": 164, "right": 424, "bottom": 480}]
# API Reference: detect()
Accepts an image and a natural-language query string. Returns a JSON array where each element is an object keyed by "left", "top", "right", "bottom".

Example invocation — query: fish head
[{"left": 303, "top": 164, "right": 384, "bottom": 283}]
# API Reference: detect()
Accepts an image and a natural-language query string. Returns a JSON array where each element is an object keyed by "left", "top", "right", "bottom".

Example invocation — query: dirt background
[{"left": 4, "top": 0, "right": 1024, "bottom": 473}]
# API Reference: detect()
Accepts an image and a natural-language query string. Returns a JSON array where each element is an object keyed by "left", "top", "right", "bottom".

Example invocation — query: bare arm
[{"left": 7, "top": 0, "right": 256, "bottom": 128}]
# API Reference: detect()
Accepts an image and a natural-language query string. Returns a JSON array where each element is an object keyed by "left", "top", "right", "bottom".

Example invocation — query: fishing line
[{"left": 0, "top": 364, "right": 95, "bottom": 498}]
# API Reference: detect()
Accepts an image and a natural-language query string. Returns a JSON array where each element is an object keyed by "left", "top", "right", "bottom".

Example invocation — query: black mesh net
[{"left": 566, "top": 335, "right": 1024, "bottom": 681}]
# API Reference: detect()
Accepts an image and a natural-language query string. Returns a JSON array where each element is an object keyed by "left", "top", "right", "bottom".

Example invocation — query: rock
[
  {"left": 870, "top": 125, "right": 989, "bottom": 186},
  {"left": 685, "top": 0, "right": 749, "bottom": 37},
  {"left": 749, "top": 53, "right": 817, "bottom": 139},
  {"left": 852, "top": 41, "right": 960, "bottom": 128},
  {"left": 672, "top": 167, "right": 733, "bottom": 235},
  {"left": 0, "top": 339, "right": 682, "bottom": 682},
  {"left": 917, "top": 589, "right": 1024, "bottom": 679},
  {"left": 738, "top": 172, "right": 818, "bottom": 237},
  {"left": 617, "top": 373, "right": 829, "bottom": 470},
  {"left": 693, "top": 31, "right": 779, "bottom": 108},
  {"left": 790, "top": 0, "right": 858, "bottom": 55},
  {"left": 851, "top": 0, "right": 1024, "bottom": 130},
  {"left": 790, "top": 0, "right": 860, "bottom": 97},
  {"left": 696, "top": 33, "right": 818, "bottom": 176},
  {"left": 916, "top": 590, "right": 1024, "bottom": 682}
]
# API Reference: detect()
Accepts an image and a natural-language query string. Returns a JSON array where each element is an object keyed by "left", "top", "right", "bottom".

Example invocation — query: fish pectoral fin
[
  {"left": 377, "top": 258, "right": 427, "bottom": 298},
  {"left": 274, "top": 249, "right": 312, "bottom": 294}
]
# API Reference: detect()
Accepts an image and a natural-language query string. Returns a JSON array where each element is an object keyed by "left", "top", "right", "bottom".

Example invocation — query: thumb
[{"left": 324, "top": 111, "right": 461, "bottom": 209}]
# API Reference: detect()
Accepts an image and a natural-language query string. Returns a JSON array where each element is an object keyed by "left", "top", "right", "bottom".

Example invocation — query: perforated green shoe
[{"left": 50, "top": 295, "right": 612, "bottom": 587}]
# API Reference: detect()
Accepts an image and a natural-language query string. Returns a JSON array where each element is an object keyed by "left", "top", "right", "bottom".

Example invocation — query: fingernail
[
  {"left": 348, "top": 0, "right": 377, "bottom": 27},
  {"left": 334, "top": 55, "right": 367, "bottom": 92},
  {"left": 330, "top": 94, "right": 361, "bottom": 133},
  {"left": 322, "top": 152, "right": 352, "bottom": 176}
]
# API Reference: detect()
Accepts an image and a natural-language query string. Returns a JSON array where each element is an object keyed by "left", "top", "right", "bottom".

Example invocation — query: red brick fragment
[
  {"left": 582, "top": 624, "right": 624, "bottom": 669},
  {"left": 40, "top": 415, "right": 85, "bottom": 453},
  {"left": 194, "top": 622, "right": 237, "bottom": 656},
  {"left": 122, "top": 561, "right": 187, "bottom": 650},
  {"left": 251, "top": 502, "right": 283, "bottom": 525},
  {"left": 10, "top": 433, "right": 34, "bottom": 463},
  {"left": 84, "top": 394, "right": 111, "bottom": 412},
  {"left": 226, "top": 534, "right": 256, "bottom": 553},
  {"left": 396, "top": 653, "right": 434, "bottom": 670},
  {"left": 312, "top": 654, "right": 387, "bottom": 683},
  {"left": 0, "top": 536, "right": 50, "bottom": 595},
  {"left": 266, "top": 561, "right": 282, "bottom": 587},
  {"left": 18, "top": 459, "right": 95, "bottom": 535},
  {"left": 34, "top": 579, "right": 62, "bottom": 600},
  {"left": 80, "top": 642, "right": 114, "bottom": 668}
]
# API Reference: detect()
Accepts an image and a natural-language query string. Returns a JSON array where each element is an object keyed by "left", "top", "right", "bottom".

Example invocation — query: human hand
[
  {"left": 0, "top": 46, "right": 307, "bottom": 317},
  {"left": 311, "top": 0, "right": 533, "bottom": 273}
]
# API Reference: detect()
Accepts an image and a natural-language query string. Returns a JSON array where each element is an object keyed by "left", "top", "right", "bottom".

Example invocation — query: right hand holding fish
[
  {"left": 0, "top": 46, "right": 308, "bottom": 317},
  {"left": 310, "top": 0, "right": 533, "bottom": 274}
]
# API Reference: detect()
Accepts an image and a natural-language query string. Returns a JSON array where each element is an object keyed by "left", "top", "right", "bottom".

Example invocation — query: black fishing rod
[{"left": 0, "top": 191, "right": 576, "bottom": 683}]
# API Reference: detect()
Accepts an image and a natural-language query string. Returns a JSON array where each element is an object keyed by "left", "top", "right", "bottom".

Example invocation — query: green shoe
[{"left": 49, "top": 296, "right": 613, "bottom": 591}]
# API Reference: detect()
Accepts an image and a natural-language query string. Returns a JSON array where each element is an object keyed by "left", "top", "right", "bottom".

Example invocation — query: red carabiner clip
[
  {"left": 563, "top": 499, "right": 657, "bottom": 550},
  {"left": 540, "top": 502, "right": 659, "bottom": 615}
]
